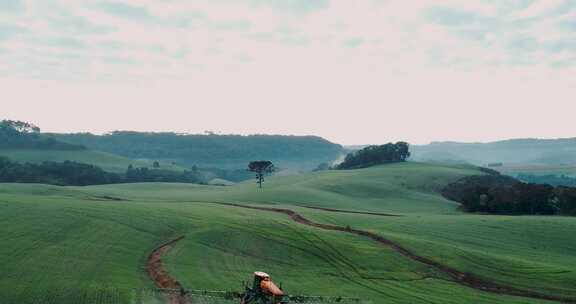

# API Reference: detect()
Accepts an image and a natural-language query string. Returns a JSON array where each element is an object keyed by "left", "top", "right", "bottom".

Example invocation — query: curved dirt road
[
  {"left": 300, "top": 205, "right": 399, "bottom": 217},
  {"left": 146, "top": 236, "right": 191, "bottom": 304}
]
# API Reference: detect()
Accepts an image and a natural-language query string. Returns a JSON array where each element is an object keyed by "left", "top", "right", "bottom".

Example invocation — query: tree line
[
  {"left": 442, "top": 173, "right": 576, "bottom": 216},
  {"left": 0, "top": 157, "right": 203, "bottom": 186},
  {"left": 125, "top": 165, "right": 203, "bottom": 183},
  {"left": 335, "top": 142, "right": 410, "bottom": 169}
]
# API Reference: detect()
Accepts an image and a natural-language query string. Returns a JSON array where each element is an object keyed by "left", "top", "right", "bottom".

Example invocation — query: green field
[
  {"left": 1, "top": 162, "right": 575, "bottom": 303},
  {"left": 0, "top": 149, "right": 184, "bottom": 173}
]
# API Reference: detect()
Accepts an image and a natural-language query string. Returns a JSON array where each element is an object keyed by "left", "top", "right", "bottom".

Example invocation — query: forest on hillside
[
  {"left": 0, "top": 157, "right": 204, "bottom": 186},
  {"left": 50, "top": 131, "right": 343, "bottom": 170}
]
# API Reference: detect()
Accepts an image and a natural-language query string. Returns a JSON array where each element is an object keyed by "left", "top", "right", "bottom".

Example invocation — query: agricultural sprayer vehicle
[{"left": 140, "top": 271, "right": 364, "bottom": 304}]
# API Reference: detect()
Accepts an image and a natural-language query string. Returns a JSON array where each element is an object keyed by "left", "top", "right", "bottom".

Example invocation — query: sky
[{"left": 1, "top": 0, "right": 575, "bottom": 145}]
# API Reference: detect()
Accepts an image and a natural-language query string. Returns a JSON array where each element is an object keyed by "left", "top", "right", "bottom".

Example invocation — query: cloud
[
  {"left": 507, "top": 35, "right": 539, "bottom": 52},
  {"left": 38, "top": 36, "right": 87, "bottom": 49},
  {"left": 0, "top": 23, "right": 27, "bottom": 40},
  {"left": 250, "top": 0, "right": 329, "bottom": 13},
  {"left": 416, "top": 1, "right": 576, "bottom": 68},
  {"left": 47, "top": 14, "right": 116, "bottom": 35},
  {"left": 510, "top": 0, "right": 566, "bottom": 19},
  {"left": 1, "top": 0, "right": 576, "bottom": 83},
  {"left": 425, "top": 6, "right": 485, "bottom": 26},
  {"left": 558, "top": 18, "right": 576, "bottom": 31},
  {"left": 95, "top": 1, "right": 156, "bottom": 22},
  {"left": 0, "top": 0, "right": 24, "bottom": 13},
  {"left": 342, "top": 37, "right": 364, "bottom": 48}
]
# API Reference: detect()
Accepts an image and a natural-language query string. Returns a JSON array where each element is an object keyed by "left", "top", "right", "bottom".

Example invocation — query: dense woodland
[
  {"left": 50, "top": 131, "right": 343, "bottom": 169},
  {"left": 124, "top": 165, "right": 203, "bottom": 184},
  {"left": 336, "top": 142, "right": 410, "bottom": 169},
  {"left": 442, "top": 174, "right": 576, "bottom": 216},
  {"left": 0, "top": 157, "right": 120, "bottom": 185},
  {"left": 0, "top": 157, "right": 203, "bottom": 186}
]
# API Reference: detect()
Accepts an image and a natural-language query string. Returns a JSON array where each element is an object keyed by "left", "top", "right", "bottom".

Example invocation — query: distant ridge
[
  {"left": 411, "top": 137, "right": 576, "bottom": 167},
  {"left": 49, "top": 131, "right": 344, "bottom": 170}
]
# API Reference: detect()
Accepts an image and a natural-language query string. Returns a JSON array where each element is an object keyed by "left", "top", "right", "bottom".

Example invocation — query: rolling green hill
[{"left": 1, "top": 162, "right": 575, "bottom": 303}]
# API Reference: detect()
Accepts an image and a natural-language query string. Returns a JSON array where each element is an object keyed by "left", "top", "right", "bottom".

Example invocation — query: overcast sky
[{"left": 1, "top": 0, "right": 575, "bottom": 145}]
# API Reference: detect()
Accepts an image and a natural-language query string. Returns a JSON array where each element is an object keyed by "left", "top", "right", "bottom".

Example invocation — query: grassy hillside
[
  {"left": 0, "top": 149, "right": 184, "bottom": 173},
  {"left": 1, "top": 162, "right": 575, "bottom": 303},
  {"left": 82, "top": 162, "right": 478, "bottom": 214}
]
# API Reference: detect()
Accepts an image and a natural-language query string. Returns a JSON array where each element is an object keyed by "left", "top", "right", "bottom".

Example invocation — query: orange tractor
[
  {"left": 241, "top": 272, "right": 285, "bottom": 304},
  {"left": 239, "top": 271, "right": 362, "bottom": 304}
]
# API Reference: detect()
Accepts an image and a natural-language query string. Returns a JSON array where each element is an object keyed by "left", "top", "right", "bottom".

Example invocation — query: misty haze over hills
[{"left": 410, "top": 138, "right": 576, "bottom": 166}]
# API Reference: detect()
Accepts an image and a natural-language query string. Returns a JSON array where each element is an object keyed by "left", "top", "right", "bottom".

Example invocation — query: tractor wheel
[{"left": 241, "top": 293, "right": 254, "bottom": 304}]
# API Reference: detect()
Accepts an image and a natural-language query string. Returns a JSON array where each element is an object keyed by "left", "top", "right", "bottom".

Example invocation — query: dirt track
[
  {"left": 217, "top": 202, "right": 576, "bottom": 303},
  {"left": 300, "top": 205, "right": 400, "bottom": 217},
  {"left": 146, "top": 235, "right": 191, "bottom": 304}
]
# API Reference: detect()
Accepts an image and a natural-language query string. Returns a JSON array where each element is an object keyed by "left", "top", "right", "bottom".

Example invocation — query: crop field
[
  {"left": 1, "top": 162, "right": 575, "bottom": 303},
  {"left": 0, "top": 149, "right": 184, "bottom": 173}
]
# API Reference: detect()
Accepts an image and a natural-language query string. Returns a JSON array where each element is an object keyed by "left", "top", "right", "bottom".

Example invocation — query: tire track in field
[
  {"left": 146, "top": 236, "right": 191, "bottom": 304},
  {"left": 277, "top": 222, "right": 397, "bottom": 299},
  {"left": 216, "top": 202, "right": 576, "bottom": 303}
]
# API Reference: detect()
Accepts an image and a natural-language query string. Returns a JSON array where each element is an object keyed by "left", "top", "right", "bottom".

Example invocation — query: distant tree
[
  {"left": 153, "top": 161, "right": 160, "bottom": 168},
  {"left": 0, "top": 120, "right": 40, "bottom": 133},
  {"left": 126, "top": 164, "right": 136, "bottom": 180},
  {"left": 248, "top": 161, "right": 274, "bottom": 188},
  {"left": 394, "top": 142, "right": 411, "bottom": 161}
]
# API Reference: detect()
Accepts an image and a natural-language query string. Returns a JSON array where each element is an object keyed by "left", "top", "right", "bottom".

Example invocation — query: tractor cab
[{"left": 241, "top": 271, "right": 285, "bottom": 304}]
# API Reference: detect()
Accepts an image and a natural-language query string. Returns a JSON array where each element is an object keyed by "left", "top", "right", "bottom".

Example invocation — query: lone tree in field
[{"left": 248, "top": 161, "right": 274, "bottom": 188}]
